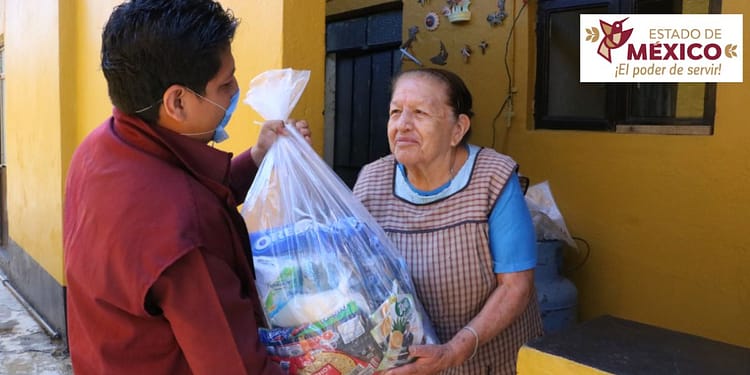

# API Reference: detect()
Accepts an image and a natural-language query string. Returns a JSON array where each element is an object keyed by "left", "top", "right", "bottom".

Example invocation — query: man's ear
[
  {"left": 160, "top": 84, "right": 188, "bottom": 124},
  {"left": 452, "top": 113, "right": 471, "bottom": 146}
]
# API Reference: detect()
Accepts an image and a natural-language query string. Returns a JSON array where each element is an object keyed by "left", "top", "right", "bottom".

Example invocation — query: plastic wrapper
[
  {"left": 242, "top": 69, "right": 438, "bottom": 374},
  {"left": 525, "top": 181, "right": 576, "bottom": 248}
]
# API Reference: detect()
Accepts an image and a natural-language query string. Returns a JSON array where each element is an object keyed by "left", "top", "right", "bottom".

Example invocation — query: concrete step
[{"left": 518, "top": 315, "right": 750, "bottom": 375}]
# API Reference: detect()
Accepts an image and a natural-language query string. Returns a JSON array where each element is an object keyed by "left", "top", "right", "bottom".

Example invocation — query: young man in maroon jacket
[{"left": 63, "top": 1, "right": 309, "bottom": 373}]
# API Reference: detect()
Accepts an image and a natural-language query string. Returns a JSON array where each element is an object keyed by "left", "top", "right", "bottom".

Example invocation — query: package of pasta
[{"left": 241, "top": 68, "right": 438, "bottom": 374}]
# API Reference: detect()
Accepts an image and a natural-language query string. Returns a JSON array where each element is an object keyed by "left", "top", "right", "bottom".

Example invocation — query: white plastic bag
[
  {"left": 244, "top": 68, "right": 310, "bottom": 121},
  {"left": 241, "top": 68, "right": 438, "bottom": 374},
  {"left": 525, "top": 181, "right": 576, "bottom": 247}
]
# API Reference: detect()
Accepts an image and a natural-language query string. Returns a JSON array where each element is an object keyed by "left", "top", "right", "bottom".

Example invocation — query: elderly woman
[{"left": 353, "top": 68, "right": 542, "bottom": 374}]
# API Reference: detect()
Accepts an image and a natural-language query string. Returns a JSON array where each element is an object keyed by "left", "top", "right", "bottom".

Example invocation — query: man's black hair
[{"left": 101, "top": 0, "right": 238, "bottom": 125}]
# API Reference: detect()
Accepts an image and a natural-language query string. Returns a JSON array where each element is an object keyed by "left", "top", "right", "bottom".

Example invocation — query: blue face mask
[
  {"left": 211, "top": 90, "right": 239, "bottom": 143},
  {"left": 184, "top": 88, "right": 239, "bottom": 143}
]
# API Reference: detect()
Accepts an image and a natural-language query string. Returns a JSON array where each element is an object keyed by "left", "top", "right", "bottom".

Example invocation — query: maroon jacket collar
[{"left": 111, "top": 107, "right": 232, "bottom": 187}]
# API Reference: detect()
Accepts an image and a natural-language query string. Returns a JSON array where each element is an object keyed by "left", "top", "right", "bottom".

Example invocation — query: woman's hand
[
  {"left": 383, "top": 340, "right": 470, "bottom": 375},
  {"left": 382, "top": 344, "right": 451, "bottom": 375},
  {"left": 251, "top": 119, "right": 311, "bottom": 165},
  {"left": 287, "top": 119, "right": 312, "bottom": 144}
]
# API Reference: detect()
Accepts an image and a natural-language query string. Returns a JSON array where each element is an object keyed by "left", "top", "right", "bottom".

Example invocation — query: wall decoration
[
  {"left": 402, "top": 25, "right": 420, "bottom": 49},
  {"left": 478, "top": 40, "right": 489, "bottom": 55},
  {"left": 487, "top": 0, "right": 508, "bottom": 26},
  {"left": 425, "top": 12, "right": 440, "bottom": 31},
  {"left": 400, "top": 48, "right": 424, "bottom": 66},
  {"left": 445, "top": 0, "right": 472, "bottom": 23},
  {"left": 400, "top": 26, "right": 424, "bottom": 66},
  {"left": 430, "top": 41, "right": 449, "bottom": 65},
  {"left": 417, "top": 0, "right": 430, "bottom": 6},
  {"left": 461, "top": 45, "right": 472, "bottom": 63}
]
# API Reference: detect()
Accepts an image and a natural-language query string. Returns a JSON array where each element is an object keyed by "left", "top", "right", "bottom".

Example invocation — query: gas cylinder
[{"left": 534, "top": 240, "right": 578, "bottom": 334}]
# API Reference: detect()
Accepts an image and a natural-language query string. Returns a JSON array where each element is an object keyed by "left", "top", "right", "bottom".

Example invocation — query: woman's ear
[
  {"left": 160, "top": 84, "right": 188, "bottom": 124},
  {"left": 452, "top": 113, "right": 471, "bottom": 146}
]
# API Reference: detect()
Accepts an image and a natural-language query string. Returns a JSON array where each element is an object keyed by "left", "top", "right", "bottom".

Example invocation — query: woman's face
[{"left": 387, "top": 74, "right": 463, "bottom": 170}]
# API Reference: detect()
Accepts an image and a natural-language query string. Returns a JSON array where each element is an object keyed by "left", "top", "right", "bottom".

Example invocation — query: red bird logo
[{"left": 598, "top": 17, "right": 633, "bottom": 62}]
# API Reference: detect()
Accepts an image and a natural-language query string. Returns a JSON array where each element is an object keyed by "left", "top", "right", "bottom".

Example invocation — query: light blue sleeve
[{"left": 489, "top": 172, "right": 537, "bottom": 273}]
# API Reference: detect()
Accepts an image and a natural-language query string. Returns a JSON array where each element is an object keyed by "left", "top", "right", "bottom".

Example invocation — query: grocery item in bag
[{"left": 241, "top": 69, "right": 438, "bottom": 374}]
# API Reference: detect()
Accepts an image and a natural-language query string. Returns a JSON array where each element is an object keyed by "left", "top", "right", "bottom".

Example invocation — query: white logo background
[{"left": 580, "top": 14, "right": 743, "bottom": 83}]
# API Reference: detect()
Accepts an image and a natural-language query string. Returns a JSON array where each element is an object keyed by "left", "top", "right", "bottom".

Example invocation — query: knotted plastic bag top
[{"left": 244, "top": 68, "right": 310, "bottom": 121}]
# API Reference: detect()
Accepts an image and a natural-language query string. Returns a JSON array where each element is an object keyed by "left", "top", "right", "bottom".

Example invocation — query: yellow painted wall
[
  {"left": 327, "top": 0, "right": 396, "bottom": 17},
  {"left": 203, "top": 0, "right": 325, "bottom": 156},
  {"left": 4, "top": 0, "right": 746, "bottom": 350},
  {"left": 72, "top": 0, "right": 120, "bottom": 183},
  {"left": 3, "top": 0, "right": 324, "bottom": 286},
  {"left": 397, "top": 0, "right": 750, "bottom": 348},
  {"left": 74, "top": 0, "right": 325, "bottom": 159},
  {"left": 517, "top": 347, "right": 613, "bottom": 375},
  {"left": 0, "top": 0, "right": 5, "bottom": 35},
  {"left": 512, "top": 2, "right": 749, "bottom": 348},
  {"left": 402, "top": 1, "right": 528, "bottom": 149},
  {"left": 219, "top": 0, "right": 325, "bottom": 153},
  {"left": 4, "top": 0, "right": 66, "bottom": 283}
]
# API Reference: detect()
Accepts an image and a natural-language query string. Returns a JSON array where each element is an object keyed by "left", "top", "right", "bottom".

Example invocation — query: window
[{"left": 535, "top": 0, "right": 721, "bottom": 134}]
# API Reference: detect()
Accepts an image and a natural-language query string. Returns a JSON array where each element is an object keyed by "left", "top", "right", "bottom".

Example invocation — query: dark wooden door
[{"left": 325, "top": 10, "right": 401, "bottom": 188}]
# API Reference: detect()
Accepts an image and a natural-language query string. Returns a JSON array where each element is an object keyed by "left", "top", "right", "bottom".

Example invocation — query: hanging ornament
[
  {"left": 487, "top": 0, "right": 508, "bottom": 26},
  {"left": 425, "top": 12, "right": 440, "bottom": 31},
  {"left": 430, "top": 41, "right": 449, "bottom": 65},
  {"left": 445, "top": 0, "right": 472, "bottom": 23},
  {"left": 400, "top": 48, "right": 423, "bottom": 66},
  {"left": 399, "top": 26, "right": 423, "bottom": 66},
  {"left": 478, "top": 40, "right": 489, "bottom": 55},
  {"left": 401, "top": 26, "right": 419, "bottom": 50},
  {"left": 461, "top": 45, "right": 472, "bottom": 63}
]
